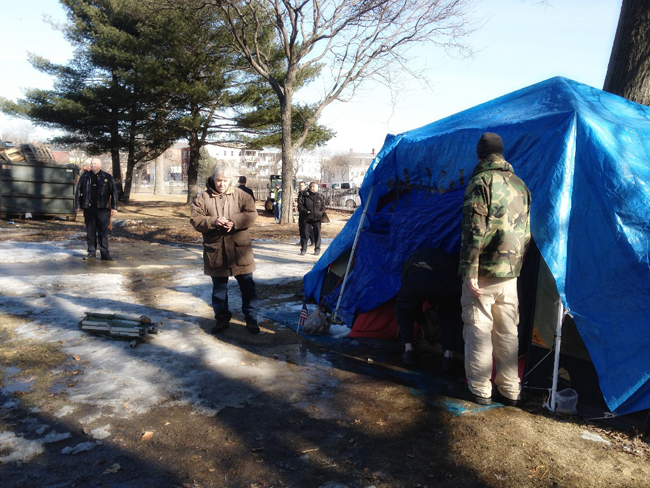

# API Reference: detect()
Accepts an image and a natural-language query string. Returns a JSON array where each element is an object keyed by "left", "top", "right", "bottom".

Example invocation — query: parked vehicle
[
  {"left": 339, "top": 188, "right": 361, "bottom": 208},
  {"left": 330, "top": 181, "right": 354, "bottom": 190}
]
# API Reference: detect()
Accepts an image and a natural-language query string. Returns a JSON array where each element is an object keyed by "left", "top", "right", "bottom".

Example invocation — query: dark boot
[
  {"left": 245, "top": 320, "right": 260, "bottom": 334},
  {"left": 211, "top": 318, "right": 230, "bottom": 334}
]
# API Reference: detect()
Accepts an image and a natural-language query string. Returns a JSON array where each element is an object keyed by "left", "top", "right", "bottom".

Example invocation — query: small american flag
[{"left": 298, "top": 303, "right": 309, "bottom": 329}]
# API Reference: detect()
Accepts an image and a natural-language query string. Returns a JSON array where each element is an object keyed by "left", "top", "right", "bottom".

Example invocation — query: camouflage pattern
[{"left": 458, "top": 154, "right": 531, "bottom": 278}]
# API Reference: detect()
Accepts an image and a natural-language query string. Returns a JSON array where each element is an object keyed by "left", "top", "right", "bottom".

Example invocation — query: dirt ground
[{"left": 1, "top": 193, "right": 650, "bottom": 488}]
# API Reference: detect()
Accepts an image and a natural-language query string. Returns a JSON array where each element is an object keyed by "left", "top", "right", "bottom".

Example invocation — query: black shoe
[
  {"left": 83, "top": 253, "right": 95, "bottom": 260},
  {"left": 101, "top": 256, "right": 115, "bottom": 262},
  {"left": 245, "top": 321, "right": 260, "bottom": 334},
  {"left": 401, "top": 350, "right": 415, "bottom": 366},
  {"left": 299, "top": 250, "right": 306, "bottom": 255},
  {"left": 313, "top": 250, "right": 320, "bottom": 256},
  {"left": 442, "top": 356, "right": 455, "bottom": 373},
  {"left": 472, "top": 394, "right": 492, "bottom": 405},
  {"left": 494, "top": 391, "right": 520, "bottom": 407},
  {"left": 211, "top": 319, "right": 230, "bottom": 334},
  {"left": 458, "top": 386, "right": 491, "bottom": 405}
]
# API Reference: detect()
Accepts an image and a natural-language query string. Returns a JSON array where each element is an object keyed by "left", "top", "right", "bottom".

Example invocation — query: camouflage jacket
[{"left": 458, "top": 154, "right": 531, "bottom": 279}]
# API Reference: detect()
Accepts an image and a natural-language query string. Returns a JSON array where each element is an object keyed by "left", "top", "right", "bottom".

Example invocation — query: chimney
[{"left": 372, "top": 148, "right": 375, "bottom": 155}]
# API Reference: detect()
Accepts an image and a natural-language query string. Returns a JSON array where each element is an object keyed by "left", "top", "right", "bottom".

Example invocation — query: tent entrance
[{"left": 522, "top": 244, "right": 649, "bottom": 427}]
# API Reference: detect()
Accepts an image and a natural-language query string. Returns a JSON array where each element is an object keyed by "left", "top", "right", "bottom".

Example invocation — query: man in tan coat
[{"left": 190, "top": 164, "right": 260, "bottom": 334}]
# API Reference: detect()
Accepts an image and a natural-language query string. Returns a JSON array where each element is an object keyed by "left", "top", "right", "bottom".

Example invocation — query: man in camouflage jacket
[{"left": 458, "top": 132, "right": 531, "bottom": 405}]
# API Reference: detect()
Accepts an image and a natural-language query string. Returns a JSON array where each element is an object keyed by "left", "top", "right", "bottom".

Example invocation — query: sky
[{"left": 0, "top": 0, "right": 623, "bottom": 154}]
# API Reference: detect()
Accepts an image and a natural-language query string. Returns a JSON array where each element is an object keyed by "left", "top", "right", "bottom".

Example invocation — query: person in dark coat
[
  {"left": 190, "top": 164, "right": 260, "bottom": 335},
  {"left": 75, "top": 158, "right": 118, "bottom": 261},
  {"left": 298, "top": 181, "right": 325, "bottom": 256},
  {"left": 297, "top": 181, "right": 314, "bottom": 247},
  {"left": 237, "top": 176, "right": 255, "bottom": 201},
  {"left": 395, "top": 248, "right": 463, "bottom": 371}
]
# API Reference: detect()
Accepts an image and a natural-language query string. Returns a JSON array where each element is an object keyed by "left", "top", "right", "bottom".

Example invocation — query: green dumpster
[{"left": 0, "top": 160, "right": 79, "bottom": 220}]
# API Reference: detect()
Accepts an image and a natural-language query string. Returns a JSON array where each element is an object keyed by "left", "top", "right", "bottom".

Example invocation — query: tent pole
[
  {"left": 331, "top": 186, "right": 375, "bottom": 324},
  {"left": 549, "top": 301, "right": 565, "bottom": 413}
]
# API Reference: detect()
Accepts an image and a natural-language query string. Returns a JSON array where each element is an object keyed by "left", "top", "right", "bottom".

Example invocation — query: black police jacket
[{"left": 75, "top": 170, "right": 118, "bottom": 210}]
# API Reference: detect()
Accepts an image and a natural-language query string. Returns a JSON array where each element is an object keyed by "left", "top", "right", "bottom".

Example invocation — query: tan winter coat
[{"left": 190, "top": 185, "right": 257, "bottom": 277}]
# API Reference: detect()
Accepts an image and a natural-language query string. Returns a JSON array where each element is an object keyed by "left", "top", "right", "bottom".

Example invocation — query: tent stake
[
  {"left": 549, "top": 301, "right": 567, "bottom": 413},
  {"left": 331, "top": 186, "right": 375, "bottom": 324}
]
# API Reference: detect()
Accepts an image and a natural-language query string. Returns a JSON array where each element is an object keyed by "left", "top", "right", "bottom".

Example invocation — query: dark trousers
[
  {"left": 211, "top": 273, "right": 259, "bottom": 324},
  {"left": 83, "top": 208, "right": 111, "bottom": 258},
  {"left": 298, "top": 215, "right": 314, "bottom": 244},
  {"left": 301, "top": 220, "right": 321, "bottom": 252}
]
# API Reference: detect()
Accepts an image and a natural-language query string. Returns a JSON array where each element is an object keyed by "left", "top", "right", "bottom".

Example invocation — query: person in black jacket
[
  {"left": 396, "top": 248, "right": 463, "bottom": 371},
  {"left": 237, "top": 176, "right": 255, "bottom": 201},
  {"left": 298, "top": 181, "right": 325, "bottom": 256},
  {"left": 297, "top": 181, "right": 314, "bottom": 247},
  {"left": 75, "top": 158, "right": 118, "bottom": 261}
]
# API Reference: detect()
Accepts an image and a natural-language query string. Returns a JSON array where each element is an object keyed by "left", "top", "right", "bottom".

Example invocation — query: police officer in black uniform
[{"left": 75, "top": 158, "right": 118, "bottom": 261}]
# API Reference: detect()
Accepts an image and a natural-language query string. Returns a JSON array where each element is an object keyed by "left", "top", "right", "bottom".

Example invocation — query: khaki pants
[{"left": 462, "top": 277, "right": 521, "bottom": 400}]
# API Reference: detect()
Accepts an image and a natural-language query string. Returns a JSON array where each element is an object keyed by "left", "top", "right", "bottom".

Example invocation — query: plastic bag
[
  {"left": 555, "top": 388, "right": 578, "bottom": 415},
  {"left": 302, "top": 308, "right": 331, "bottom": 335}
]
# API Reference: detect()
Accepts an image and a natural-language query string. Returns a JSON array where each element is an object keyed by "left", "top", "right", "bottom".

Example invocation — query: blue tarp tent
[{"left": 304, "top": 77, "right": 650, "bottom": 416}]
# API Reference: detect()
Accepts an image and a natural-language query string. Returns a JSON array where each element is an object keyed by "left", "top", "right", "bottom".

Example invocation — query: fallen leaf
[
  {"left": 72, "top": 355, "right": 81, "bottom": 361},
  {"left": 141, "top": 431, "right": 154, "bottom": 441}
]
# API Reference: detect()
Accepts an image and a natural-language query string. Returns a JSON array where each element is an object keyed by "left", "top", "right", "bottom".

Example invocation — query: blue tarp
[{"left": 304, "top": 77, "right": 650, "bottom": 416}]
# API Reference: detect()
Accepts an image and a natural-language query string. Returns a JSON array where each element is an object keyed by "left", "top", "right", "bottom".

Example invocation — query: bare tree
[
  {"left": 209, "top": 0, "right": 474, "bottom": 222},
  {"left": 321, "top": 152, "right": 352, "bottom": 183},
  {"left": 603, "top": 0, "right": 650, "bottom": 105},
  {"left": 1, "top": 120, "right": 41, "bottom": 144}
]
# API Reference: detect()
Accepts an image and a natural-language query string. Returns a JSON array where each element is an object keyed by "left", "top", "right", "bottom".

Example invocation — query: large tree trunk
[
  {"left": 110, "top": 145, "right": 122, "bottom": 199},
  {"left": 603, "top": 0, "right": 650, "bottom": 105},
  {"left": 122, "top": 123, "right": 137, "bottom": 202},
  {"left": 280, "top": 94, "right": 294, "bottom": 224},
  {"left": 109, "top": 73, "right": 124, "bottom": 199},
  {"left": 154, "top": 154, "right": 165, "bottom": 195},
  {"left": 109, "top": 117, "right": 123, "bottom": 200},
  {"left": 186, "top": 131, "right": 201, "bottom": 204}
]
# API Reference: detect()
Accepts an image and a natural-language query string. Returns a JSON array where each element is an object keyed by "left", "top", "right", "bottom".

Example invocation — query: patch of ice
[
  {"left": 0, "top": 431, "right": 44, "bottom": 464},
  {"left": 2, "top": 399, "right": 19, "bottom": 410},
  {"left": 581, "top": 430, "right": 611, "bottom": 444},
  {"left": 42, "top": 432, "right": 72, "bottom": 444},
  {"left": 0, "top": 239, "right": 338, "bottom": 425},
  {"left": 0, "top": 240, "right": 78, "bottom": 264},
  {"left": 329, "top": 324, "right": 351, "bottom": 339},
  {"left": 61, "top": 441, "right": 98, "bottom": 454},
  {"left": 55, "top": 405, "right": 76, "bottom": 418},
  {"left": 89, "top": 425, "right": 111, "bottom": 440}
]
